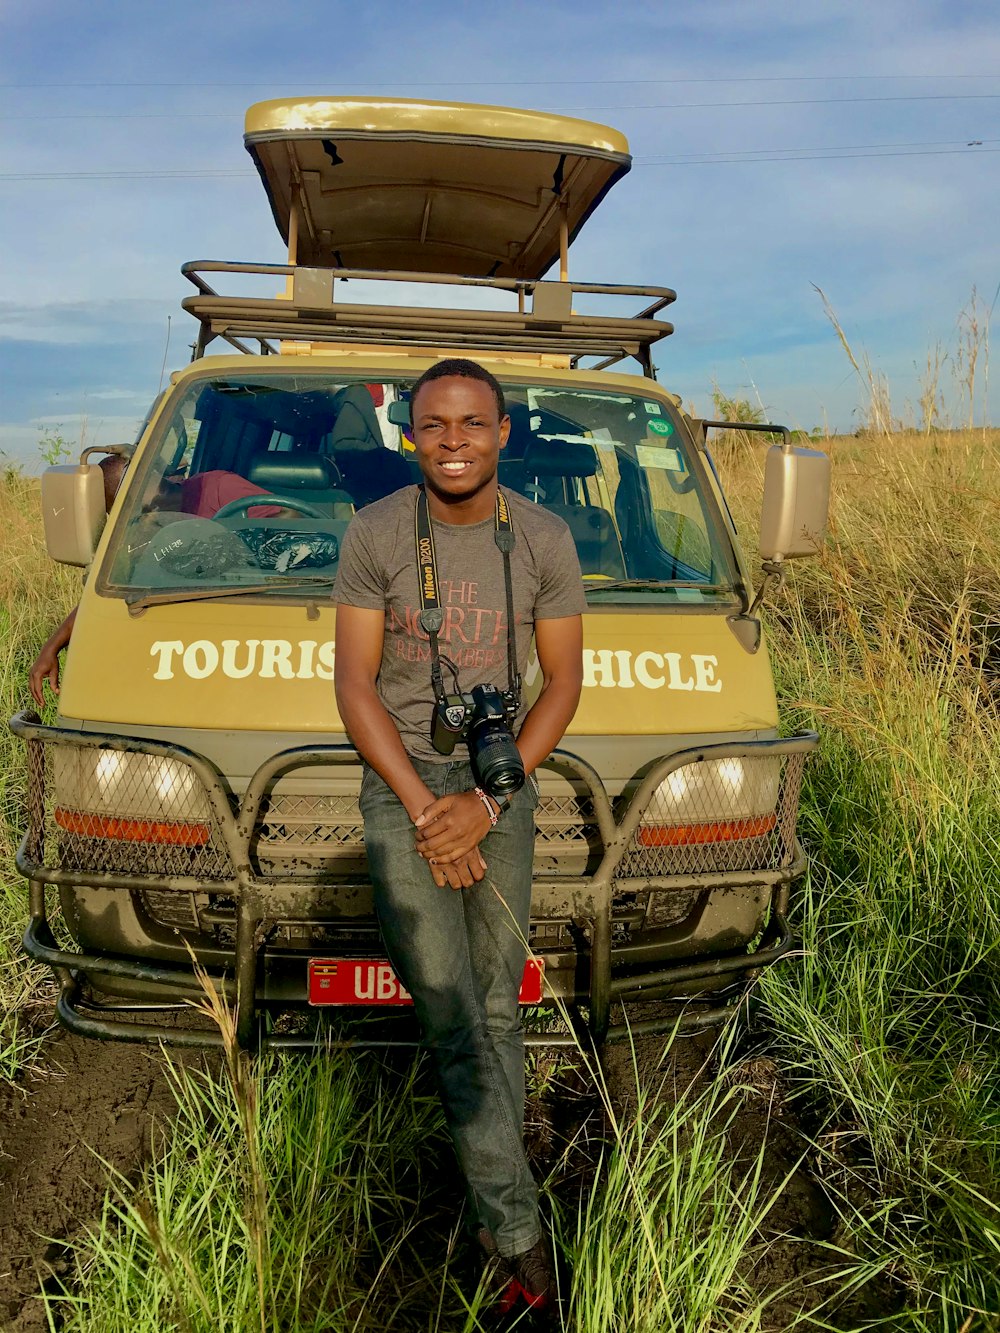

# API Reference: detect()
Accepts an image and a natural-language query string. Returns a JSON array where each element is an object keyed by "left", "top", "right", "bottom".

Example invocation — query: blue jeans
[{"left": 360, "top": 757, "right": 541, "bottom": 1257}]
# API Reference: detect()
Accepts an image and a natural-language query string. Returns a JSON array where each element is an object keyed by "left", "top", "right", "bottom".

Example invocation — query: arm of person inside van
[
  {"left": 414, "top": 614, "right": 584, "bottom": 869},
  {"left": 333, "top": 602, "right": 488, "bottom": 891},
  {"left": 28, "top": 606, "right": 78, "bottom": 708}
]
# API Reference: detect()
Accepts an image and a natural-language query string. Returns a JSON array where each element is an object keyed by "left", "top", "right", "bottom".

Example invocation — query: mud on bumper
[{"left": 9, "top": 711, "right": 816, "bottom": 1048}]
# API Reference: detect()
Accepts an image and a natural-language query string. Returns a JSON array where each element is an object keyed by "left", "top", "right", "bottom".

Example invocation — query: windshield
[{"left": 101, "top": 374, "right": 737, "bottom": 605}]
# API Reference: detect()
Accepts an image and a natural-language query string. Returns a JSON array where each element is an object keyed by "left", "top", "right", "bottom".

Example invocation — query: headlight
[
  {"left": 53, "top": 747, "right": 210, "bottom": 845},
  {"left": 638, "top": 755, "right": 781, "bottom": 847}
]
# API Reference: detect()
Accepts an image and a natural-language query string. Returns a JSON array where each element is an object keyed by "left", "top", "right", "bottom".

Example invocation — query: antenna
[{"left": 157, "top": 314, "right": 172, "bottom": 394}]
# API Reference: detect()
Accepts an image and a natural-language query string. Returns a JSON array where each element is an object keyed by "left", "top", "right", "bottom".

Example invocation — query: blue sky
[{"left": 2, "top": 0, "right": 998, "bottom": 466}]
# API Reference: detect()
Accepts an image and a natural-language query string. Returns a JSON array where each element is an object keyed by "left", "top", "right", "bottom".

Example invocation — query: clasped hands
[{"left": 412, "top": 789, "right": 495, "bottom": 890}]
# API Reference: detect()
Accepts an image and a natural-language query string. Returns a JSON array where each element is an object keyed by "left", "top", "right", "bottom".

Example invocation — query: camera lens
[{"left": 470, "top": 726, "right": 525, "bottom": 797}]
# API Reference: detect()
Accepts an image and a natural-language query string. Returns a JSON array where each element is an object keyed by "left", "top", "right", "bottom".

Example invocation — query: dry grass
[{"left": 0, "top": 466, "right": 79, "bottom": 1073}]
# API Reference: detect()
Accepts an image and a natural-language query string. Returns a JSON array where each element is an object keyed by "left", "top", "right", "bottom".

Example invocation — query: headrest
[
  {"left": 522, "top": 438, "right": 598, "bottom": 478},
  {"left": 335, "top": 446, "right": 417, "bottom": 505},
  {"left": 247, "top": 451, "right": 342, "bottom": 491}
]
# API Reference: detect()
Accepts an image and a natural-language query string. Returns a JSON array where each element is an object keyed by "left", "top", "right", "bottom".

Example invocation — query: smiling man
[{"left": 333, "top": 358, "right": 584, "bottom": 1319}]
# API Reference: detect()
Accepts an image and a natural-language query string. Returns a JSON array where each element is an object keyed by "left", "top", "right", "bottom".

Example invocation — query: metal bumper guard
[{"left": 9, "top": 711, "right": 816, "bottom": 1048}]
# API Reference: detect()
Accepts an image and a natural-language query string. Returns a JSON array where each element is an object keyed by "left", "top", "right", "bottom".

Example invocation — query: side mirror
[
  {"left": 39, "top": 444, "right": 129, "bottom": 566},
  {"left": 386, "top": 398, "right": 411, "bottom": 427},
  {"left": 41, "top": 463, "right": 105, "bottom": 566},
  {"left": 759, "top": 444, "right": 830, "bottom": 562}
]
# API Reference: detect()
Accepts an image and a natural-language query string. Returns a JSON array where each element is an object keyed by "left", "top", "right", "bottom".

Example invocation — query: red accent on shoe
[
  {"left": 498, "top": 1277, "right": 520, "bottom": 1314},
  {"left": 508, "top": 1278, "right": 550, "bottom": 1310}
]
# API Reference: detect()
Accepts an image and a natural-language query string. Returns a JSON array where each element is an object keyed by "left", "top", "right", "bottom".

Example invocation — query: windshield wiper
[
  {"left": 584, "top": 579, "right": 730, "bottom": 594},
  {"left": 125, "top": 576, "right": 336, "bottom": 613}
]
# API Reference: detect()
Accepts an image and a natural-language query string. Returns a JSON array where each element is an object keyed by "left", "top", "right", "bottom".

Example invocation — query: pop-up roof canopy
[{"left": 244, "top": 97, "right": 631, "bottom": 280}]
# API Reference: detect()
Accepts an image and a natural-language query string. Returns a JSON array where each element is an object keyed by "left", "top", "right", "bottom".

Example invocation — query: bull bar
[{"left": 9, "top": 711, "right": 816, "bottom": 1049}]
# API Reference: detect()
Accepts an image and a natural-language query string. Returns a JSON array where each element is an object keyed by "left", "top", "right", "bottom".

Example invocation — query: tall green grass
[
  {"left": 49, "top": 982, "right": 804, "bottom": 1332},
  {"left": 52, "top": 1042, "right": 458, "bottom": 1331},
  {"left": 0, "top": 465, "right": 78, "bottom": 1076},
  {"left": 722, "top": 429, "right": 1000, "bottom": 1330},
  {"left": 564, "top": 1049, "right": 799, "bottom": 1332}
]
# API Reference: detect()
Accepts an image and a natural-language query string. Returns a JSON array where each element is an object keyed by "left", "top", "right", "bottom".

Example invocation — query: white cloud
[{"left": 1, "top": 0, "right": 997, "bottom": 435}]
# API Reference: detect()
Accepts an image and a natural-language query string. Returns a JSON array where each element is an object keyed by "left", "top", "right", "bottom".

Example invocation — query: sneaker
[
  {"left": 504, "top": 1233, "right": 558, "bottom": 1315},
  {"left": 476, "top": 1226, "right": 514, "bottom": 1305}
]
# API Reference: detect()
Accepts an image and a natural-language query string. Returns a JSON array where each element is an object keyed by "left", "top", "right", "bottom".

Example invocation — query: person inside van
[
  {"left": 334, "top": 358, "right": 584, "bottom": 1319},
  {"left": 28, "top": 453, "right": 129, "bottom": 707},
  {"left": 150, "top": 467, "right": 284, "bottom": 520}
]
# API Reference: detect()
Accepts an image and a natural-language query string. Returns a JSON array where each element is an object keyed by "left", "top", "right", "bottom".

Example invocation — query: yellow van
[{"left": 12, "top": 98, "right": 829, "bottom": 1049}]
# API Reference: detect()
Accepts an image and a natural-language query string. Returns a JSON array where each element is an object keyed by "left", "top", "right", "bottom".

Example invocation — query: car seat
[
  {"left": 328, "top": 384, "right": 385, "bottom": 453},
  {"left": 334, "top": 447, "right": 417, "bottom": 508},
  {"left": 246, "top": 451, "right": 355, "bottom": 519},
  {"left": 521, "top": 439, "right": 626, "bottom": 579}
]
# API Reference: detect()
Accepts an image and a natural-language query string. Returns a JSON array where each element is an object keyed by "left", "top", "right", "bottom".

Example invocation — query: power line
[
  {"left": 2, "top": 73, "right": 999, "bottom": 89},
  {"left": 636, "top": 137, "right": 1000, "bottom": 162},
  {"left": 4, "top": 113, "right": 240, "bottom": 120},
  {"left": 640, "top": 145, "right": 1000, "bottom": 165},
  {"left": 6, "top": 92, "right": 1000, "bottom": 121},
  {"left": 564, "top": 94, "right": 1000, "bottom": 109},
  {"left": 0, "top": 169, "right": 256, "bottom": 180},
  {"left": 3, "top": 141, "right": 996, "bottom": 182}
]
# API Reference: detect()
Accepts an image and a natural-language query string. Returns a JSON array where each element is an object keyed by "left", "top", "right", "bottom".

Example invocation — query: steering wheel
[{"left": 212, "top": 492, "right": 326, "bottom": 521}]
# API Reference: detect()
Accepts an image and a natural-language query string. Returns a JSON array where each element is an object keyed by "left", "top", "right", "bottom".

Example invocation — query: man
[{"left": 333, "top": 358, "right": 584, "bottom": 1319}]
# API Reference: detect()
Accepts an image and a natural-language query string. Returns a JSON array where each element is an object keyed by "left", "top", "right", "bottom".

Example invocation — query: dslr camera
[{"left": 431, "top": 683, "right": 525, "bottom": 799}]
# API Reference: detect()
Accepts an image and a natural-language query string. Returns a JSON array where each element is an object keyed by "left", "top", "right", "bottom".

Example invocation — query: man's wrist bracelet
[{"left": 474, "top": 787, "right": 502, "bottom": 827}]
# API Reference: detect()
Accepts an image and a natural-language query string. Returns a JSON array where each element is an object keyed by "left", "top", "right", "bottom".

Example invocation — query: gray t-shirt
[{"left": 334, "top": 485, "right": 586, "bottom": 761}]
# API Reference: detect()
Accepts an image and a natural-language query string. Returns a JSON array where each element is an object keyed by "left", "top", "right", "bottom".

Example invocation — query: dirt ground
[
  {"left": 0, "top": 1012, "right": 896, "bottom": 1332},
  {"left": 0, "top": 1032, "right": 183, "bottom": 1332}
]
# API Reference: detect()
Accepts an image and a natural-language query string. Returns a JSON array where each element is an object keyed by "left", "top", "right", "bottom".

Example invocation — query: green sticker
[{"left": 647, "top": 418, "right": 673, "bottom": 436}]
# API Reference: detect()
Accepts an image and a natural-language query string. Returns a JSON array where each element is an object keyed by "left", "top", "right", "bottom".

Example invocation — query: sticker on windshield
[
  {"left": 636, "top": 445, "right": 684, "bottom": 471},
  {"left": 647, "top": 418, "right": 674, "bottom": 437},
  {"left": 538, "top": 430, "right": 616, "bottom": 453},
  {"left": 643, "top": 401, "right": 663, "bottom": 415}
]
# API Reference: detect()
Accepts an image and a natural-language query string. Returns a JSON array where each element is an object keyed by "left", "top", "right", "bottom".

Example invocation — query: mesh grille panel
[
  {"left": 253, "top": 792, "right": 600, "bottom": 859},
  {"left": 534, "top": 795, "right": 598, "bottom": 848},
  {"left": 255, "top": 792, "right": 364, "bottom": 857},
  {"left": 32, "top": 742, "right": 234, "bottom": 880},
  {"left": 619, "top": 753, "right": 805, "bottom": 878}
]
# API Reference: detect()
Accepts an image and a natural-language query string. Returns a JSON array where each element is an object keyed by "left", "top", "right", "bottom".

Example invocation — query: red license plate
[{"left": 308, "top": 956, "right": 545, "bottom": 1006}]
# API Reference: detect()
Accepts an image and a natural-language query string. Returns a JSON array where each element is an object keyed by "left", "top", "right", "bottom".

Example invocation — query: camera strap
[{"left": 415, "top": 485, "right": 521, "bottom": 708}]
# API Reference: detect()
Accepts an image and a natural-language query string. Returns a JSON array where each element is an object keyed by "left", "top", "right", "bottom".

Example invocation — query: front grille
[
  {"left": 253, "top": 792, "right": 365, "bottom": 867},
  {"left": 251, "top": 791, "right": 603, "bottom": 868},
  {"left": 534, "top": 795, "right": 598, "bottom": 848}
]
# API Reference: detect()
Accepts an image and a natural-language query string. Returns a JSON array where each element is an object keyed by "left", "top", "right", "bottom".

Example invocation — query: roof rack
[{"left": 181, "top": 261, "right": 675, "bottom": 377}]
